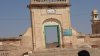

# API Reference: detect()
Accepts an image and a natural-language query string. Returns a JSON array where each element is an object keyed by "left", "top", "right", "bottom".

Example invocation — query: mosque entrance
[{"left": 44, "top": 25, "right": 60, "bottom": 48}]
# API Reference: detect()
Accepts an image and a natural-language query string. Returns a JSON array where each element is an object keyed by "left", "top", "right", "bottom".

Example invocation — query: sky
[{"left": 0, "top": 0, "right": 100, "bottom": 37}]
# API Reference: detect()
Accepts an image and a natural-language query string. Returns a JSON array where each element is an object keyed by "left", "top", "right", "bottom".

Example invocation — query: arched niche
[{"left": 78, "top": 50, "right": 90, "bottom": 56}]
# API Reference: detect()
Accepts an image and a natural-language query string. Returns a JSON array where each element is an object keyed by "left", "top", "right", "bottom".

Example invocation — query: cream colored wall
[
  {"left": 31, "top": 7, "right": 71, "bottom": 28},
  {"left": 63, "top": 27, "right": 80, "bottom": 48},
  {"left": 71, "top": 28, "right": 80, "bottom": 48},
  {"left": 0, "top": 40, "right": 20, "bottom": 46},
  {"left": 31, "top": 6, "right": 71, "bottom": 50},
  {"left": 21, "top": 27, "right": 33, "bottom": 49}
]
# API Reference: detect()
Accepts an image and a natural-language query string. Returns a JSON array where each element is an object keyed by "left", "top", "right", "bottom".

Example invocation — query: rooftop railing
[
  {"left": 0, "top": 45, "right": 19, "bottom": 50},
  {"left": 31, "top": 0, "right": 69, "bottom": 4},
  {"left": 0, "top": 51, "right": 9, "bottom": 56}
]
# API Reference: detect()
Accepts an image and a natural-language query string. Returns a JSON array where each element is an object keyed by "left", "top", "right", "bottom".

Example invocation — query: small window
[{"left": 95, "top": 15, "right": 97, "bottom": 18}]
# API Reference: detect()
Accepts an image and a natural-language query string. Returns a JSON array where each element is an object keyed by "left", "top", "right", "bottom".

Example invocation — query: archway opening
[
  {"left": 44, "top": 25, "right": 60, "bottom": 48},
  {"left": 78, "top": 50, "right": 90, "bottom": 56}
]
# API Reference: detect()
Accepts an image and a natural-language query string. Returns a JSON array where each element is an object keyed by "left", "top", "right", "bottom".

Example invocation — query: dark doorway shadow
[{"left": 78, "top": 50, "right": 90, "bottom": 56}]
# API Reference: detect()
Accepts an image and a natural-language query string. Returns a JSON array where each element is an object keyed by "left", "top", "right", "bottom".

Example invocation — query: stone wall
[
  {"left": 0, "top": 40, "right": 20, "bottom": 46},
  {"left": 0, "top": 45, "right": 32, "bottom": 56},
  {"left": 30, "top": 48, "right": 100, "bottom": 56}
]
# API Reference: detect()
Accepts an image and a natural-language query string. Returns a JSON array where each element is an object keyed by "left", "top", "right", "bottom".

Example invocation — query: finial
[{"left": 92, "top": 9, "right": 98, "bottom": 15}]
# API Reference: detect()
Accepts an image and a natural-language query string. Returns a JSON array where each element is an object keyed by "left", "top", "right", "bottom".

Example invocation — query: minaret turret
[
  {"left": 92, "top": 9, "right": 99, "bottom": 20},
  {"left": 91, "top": 9, "right": 100, "bottom": 34}
]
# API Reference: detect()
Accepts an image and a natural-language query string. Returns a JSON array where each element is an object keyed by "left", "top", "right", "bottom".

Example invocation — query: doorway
[{"left": 44, "top": 25, "right": 60, "bottom": 48}]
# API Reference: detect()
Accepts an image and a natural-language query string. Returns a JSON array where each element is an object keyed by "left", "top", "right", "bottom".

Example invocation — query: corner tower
[
  {"left": 91, "top": 9, "right": 100, "bottom": 34},
  {"left": 29, "top": 0, "right": 71, "bottom": 50}
]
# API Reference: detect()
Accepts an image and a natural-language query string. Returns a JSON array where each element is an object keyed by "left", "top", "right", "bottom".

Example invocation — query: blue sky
[
  {"left": 71, "top": 0, "right": 100, "bottom": 34},
  {"left": 0, "top": 0, "right": 100, "bottom": 37}
]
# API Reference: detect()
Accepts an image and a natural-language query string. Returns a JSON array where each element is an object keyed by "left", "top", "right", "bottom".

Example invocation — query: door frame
[{"left": 44, "top": 25, "right": 60, "bottom": 48}]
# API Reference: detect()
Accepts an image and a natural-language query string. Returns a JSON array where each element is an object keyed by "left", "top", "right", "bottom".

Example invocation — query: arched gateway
[
  {"left": 43, "top": 19, "right": 62, "bottom": 48},
  {"left": 29, "top": 0, "right": 71, "bottom": 50}
]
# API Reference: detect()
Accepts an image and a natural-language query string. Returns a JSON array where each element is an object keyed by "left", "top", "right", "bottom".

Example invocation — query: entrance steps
[
  {"left": 30, "top": 48, "right": 77, "bottom": 56},
  {"left": 28, "top": 48, "right": 100, "bottom": 56}
]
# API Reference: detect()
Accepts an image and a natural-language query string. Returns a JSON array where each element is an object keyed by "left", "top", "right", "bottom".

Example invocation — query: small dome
[{"left": 92, "top": 9, "right": 99, "bottom": 14}]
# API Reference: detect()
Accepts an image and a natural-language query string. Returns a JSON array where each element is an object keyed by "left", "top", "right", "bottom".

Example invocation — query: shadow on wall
[{"left": 78, "top": 50, "right": 90, "bottom": 56}]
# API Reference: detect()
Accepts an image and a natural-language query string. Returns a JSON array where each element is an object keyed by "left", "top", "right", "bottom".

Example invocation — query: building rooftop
[{"left": 0, "top": 37, "right": 21, "bottom": 41}]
